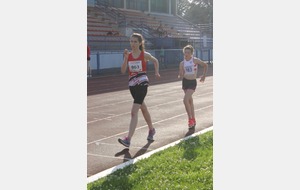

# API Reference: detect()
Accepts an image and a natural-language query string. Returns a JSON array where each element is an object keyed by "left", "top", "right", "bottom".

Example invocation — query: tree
[
  {"left": 177, "top": 0, "right": 213, "bottom": 24},
  {"left": 177, "top": 0, "right": 192, "bottom": 17}
]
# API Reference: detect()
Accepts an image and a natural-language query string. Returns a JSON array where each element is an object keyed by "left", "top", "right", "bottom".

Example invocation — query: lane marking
[
  {"left": 87, "top": 92, "right": 213, "bottom": 124},
  {"left": 88, "top": 78, "right": 213, "bottom": 96},
  {"left": 91, "top": 142, "right": 153, "bottom": 151},
  {"left": 87, "top": 84, "right": 212, "bottom": 110},
  {"left": 87, "top": 153, "right": 130, "bottom": 160},
  {"left": 87, "top": 104, "right": 213, "bottom": 145},
  {"left": 87, "top": 126, "right": 213, "bottom": 183}
]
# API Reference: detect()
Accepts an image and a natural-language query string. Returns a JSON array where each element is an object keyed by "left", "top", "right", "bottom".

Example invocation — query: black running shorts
[
  {"left": 129, "top": 85, "right": 148, "bottom": 105},
  {"left": 182, "top": 78, "right": 197, "bottom": 91}
]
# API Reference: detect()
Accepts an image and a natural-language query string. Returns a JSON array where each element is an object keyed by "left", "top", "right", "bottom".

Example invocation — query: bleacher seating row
[
  {"left": 87, "top": 6, "right": 123, "bottom": 37},
  {"left": 87, "top": 5, "right": 209, "bottom": 50}
]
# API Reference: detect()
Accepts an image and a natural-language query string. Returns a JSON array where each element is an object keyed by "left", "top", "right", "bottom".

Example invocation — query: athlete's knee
[
  {"left": 131, "top": 110, "right": 138, "bottom": 117},
  {"left": 141, "top": 103, "right": 149, "bottom": 112},
  {"left": 140, "top": 106, "right": 146, "bottom": 113},
  {"left": 131, "top": 106, "right": 139, "bottom": 117}
]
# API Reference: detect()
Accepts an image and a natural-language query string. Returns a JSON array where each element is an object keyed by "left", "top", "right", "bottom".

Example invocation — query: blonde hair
[{"left": 183, "top": 45, "right": 194, "bottom": 54}]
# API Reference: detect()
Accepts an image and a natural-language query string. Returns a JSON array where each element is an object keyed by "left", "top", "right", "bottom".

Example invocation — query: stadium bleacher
[
  {"left": 87, "top": 2, "right": 212, "bottom": 51},
  {"left": 87, "top": 6, "right": 130, "bottom": 50}
]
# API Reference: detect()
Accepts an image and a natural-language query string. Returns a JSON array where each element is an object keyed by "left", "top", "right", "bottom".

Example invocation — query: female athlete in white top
[{"left": 178, "top": 45, "right": 208, "bottom": 128}]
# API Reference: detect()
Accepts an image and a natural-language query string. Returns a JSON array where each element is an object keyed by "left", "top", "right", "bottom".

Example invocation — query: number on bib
[
  {"left": 128, "top": 61, "right": 142, "bottom": 72},
  {"left": 185, "top": 66, "right": 193, "bottom": 73}
]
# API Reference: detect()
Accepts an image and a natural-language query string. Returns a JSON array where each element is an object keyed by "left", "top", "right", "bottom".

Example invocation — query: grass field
[{"left": 87, "top": 130, "right": 213, "bottom": 190}]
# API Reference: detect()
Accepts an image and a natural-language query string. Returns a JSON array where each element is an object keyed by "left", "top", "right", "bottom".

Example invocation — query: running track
[{"left": 87, "top": 65, "right": 213, "bottom": 177}]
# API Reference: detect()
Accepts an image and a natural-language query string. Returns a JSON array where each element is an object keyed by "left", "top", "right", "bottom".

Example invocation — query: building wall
[{"left": 95, "top": 0, "right": 175, "bottom": 14}]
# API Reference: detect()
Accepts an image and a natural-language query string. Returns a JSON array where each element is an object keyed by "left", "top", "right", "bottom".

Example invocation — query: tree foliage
[{"left": 177, "top": 0, "right": 213, "bottom": 24}]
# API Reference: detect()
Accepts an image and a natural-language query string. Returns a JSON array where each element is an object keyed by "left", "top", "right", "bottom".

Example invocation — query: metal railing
[{"left": 89, "top": 48, "right": 213, "bottom": 76}]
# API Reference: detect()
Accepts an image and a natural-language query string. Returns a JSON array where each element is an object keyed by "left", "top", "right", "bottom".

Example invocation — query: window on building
[
  {"left": 151, "top": 0, "right": 169, "bottom": 14},
  {"left": 110, "top": 0, "right": 124, "bottom": 8},
  {"left": 126, "top": 0, "right": 149, "bottom": 11}
]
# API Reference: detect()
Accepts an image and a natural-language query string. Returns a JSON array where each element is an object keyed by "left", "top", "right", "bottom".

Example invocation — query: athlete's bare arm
[
  {"left": 178, "top": 61, "right": 184, "bottom": 79},
  {"left": 194, "top": 57, "right": 208, "bottom": 82},
  {"left": 121, "top": 49, "right": 129, "bottom": 74},
  {"left": 144, "top": 52, "right": 160, "bottom": 78}
]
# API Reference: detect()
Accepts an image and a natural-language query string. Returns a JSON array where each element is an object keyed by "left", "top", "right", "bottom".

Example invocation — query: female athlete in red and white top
[{"left": 118, "top": 33, "right": 160, "bottom": 147}]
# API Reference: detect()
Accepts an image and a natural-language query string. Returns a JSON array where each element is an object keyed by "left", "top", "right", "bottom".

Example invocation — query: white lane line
[
  {"left": 88, "top": 99, "right": 132, "bottom": 110},
  {"left": 87, "top": 153, "right": 130, "bottom": 160},
  {"left": 87, "top": 112, "right": 117, "bottom": 116},
  {"left": 88, "top": 87, "right": 127, "bottom": 94},
  {"left": 91, "top": 142, "right": 153, "bottom": 151},
  {"left": 87, "top": 104, "right": 213, "bottom": 145},
  {"left": 87, "top": 126, "right": 213, "bottom": 184},
  {"left": 90, "top": 76, "right": 213, "bottom": 92},
  {"left": 88, "top": 77, "right": 213, "bottom": 94},
  {"left": 87, "top": 83, "right": 213, "bottom": 109},
  {"left": 87, "top": 92, "right": 213, "bottom": 124},
  {"left": 88, "top": 81, "right": 211, "bottom": 98}
]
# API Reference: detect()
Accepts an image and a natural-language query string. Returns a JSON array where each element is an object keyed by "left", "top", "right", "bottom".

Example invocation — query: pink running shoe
[
  {"left": 192, "top": 118, "right": 196, "bottom": 126},
  {"left": 188, "top": 118, "right": 195, "bottom": 129}
]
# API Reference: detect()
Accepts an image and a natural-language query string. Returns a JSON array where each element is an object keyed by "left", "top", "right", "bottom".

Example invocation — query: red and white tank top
[
  {"left": 183, "top": 58, "right": 197, "bottom": 75},
  {"left": 127, "top": 51, "right": 149, "bottom": 86}
]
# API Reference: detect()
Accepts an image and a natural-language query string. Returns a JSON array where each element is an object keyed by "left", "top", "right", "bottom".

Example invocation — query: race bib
[
  {"left": 128, "top": 60, "right": 142, "bottom": 72},
  {"left": 185, "top": 65, "right": 194, "bottom": 74}
]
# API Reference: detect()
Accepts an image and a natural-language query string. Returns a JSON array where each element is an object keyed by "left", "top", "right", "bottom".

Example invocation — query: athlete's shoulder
[
  {"left": 193, "top": 57, "right": 202, "bottom": 63},
  {"left": 143, "top": 51, "right": 154, "bottom": 60},
  {"left": 143, "top": 51, "right": 151, "bottom": 56}
]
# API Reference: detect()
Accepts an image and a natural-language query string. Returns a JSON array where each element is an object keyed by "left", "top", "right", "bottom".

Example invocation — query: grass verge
[{"left": 88, "top": 130, "right": 213, "bottom": 190}]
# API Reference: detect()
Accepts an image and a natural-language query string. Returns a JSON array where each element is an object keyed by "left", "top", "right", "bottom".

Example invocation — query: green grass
[{"left": 88, "top": 130, "right": 213, "bottom": 190}]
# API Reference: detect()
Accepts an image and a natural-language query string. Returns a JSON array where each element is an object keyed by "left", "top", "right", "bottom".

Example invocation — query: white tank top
[{"left": 183, "top": 58, "right": 197, "bottom": 75}]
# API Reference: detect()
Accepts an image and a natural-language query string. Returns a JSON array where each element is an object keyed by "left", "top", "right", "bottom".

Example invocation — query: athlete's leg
[
  {"left": 189, "top": 96, "right": 195, "bottom": 120},
  {"left": 140, "top": 102, "right": 154, "bottom": 130},
  {"left": 183, "top": 89, "right": 195, "bottom": 119},
  {"left": 127, "top": 103, "right": 141, "bottom": 140}
]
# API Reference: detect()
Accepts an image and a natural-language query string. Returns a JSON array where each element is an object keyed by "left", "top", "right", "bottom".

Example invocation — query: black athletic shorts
[
  {"left": 129, "top": 85, "right": 148, "bottom": 105},
  {"left": 182, "top": 78, "right": 197, "bottom": 91}
]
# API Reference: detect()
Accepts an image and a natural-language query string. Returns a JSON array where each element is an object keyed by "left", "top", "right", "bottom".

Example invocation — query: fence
[{"left": 89, "top": 48, "right": 213, "bottom": 76}]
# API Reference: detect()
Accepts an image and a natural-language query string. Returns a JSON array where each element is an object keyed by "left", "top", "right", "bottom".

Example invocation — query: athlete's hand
[
  {"left": 199, "top": 75, "right": 206, "bottom": 83},
  {"left": 123, "top": 49, "right": 129, "bottom": 60}
]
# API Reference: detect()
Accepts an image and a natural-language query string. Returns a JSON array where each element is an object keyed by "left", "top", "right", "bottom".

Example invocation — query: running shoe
[
  {"left": 147, "top": 128, "right": 156, "bottom": 141},
  {"left": 118, "top": 137, "right": 130, "bottom": 147},
  {"left": 192, "top": 118, "right": 196, "bottom": 126},
  {"left": 188, "top": 119, "right": 195, "bottom": 129}
]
